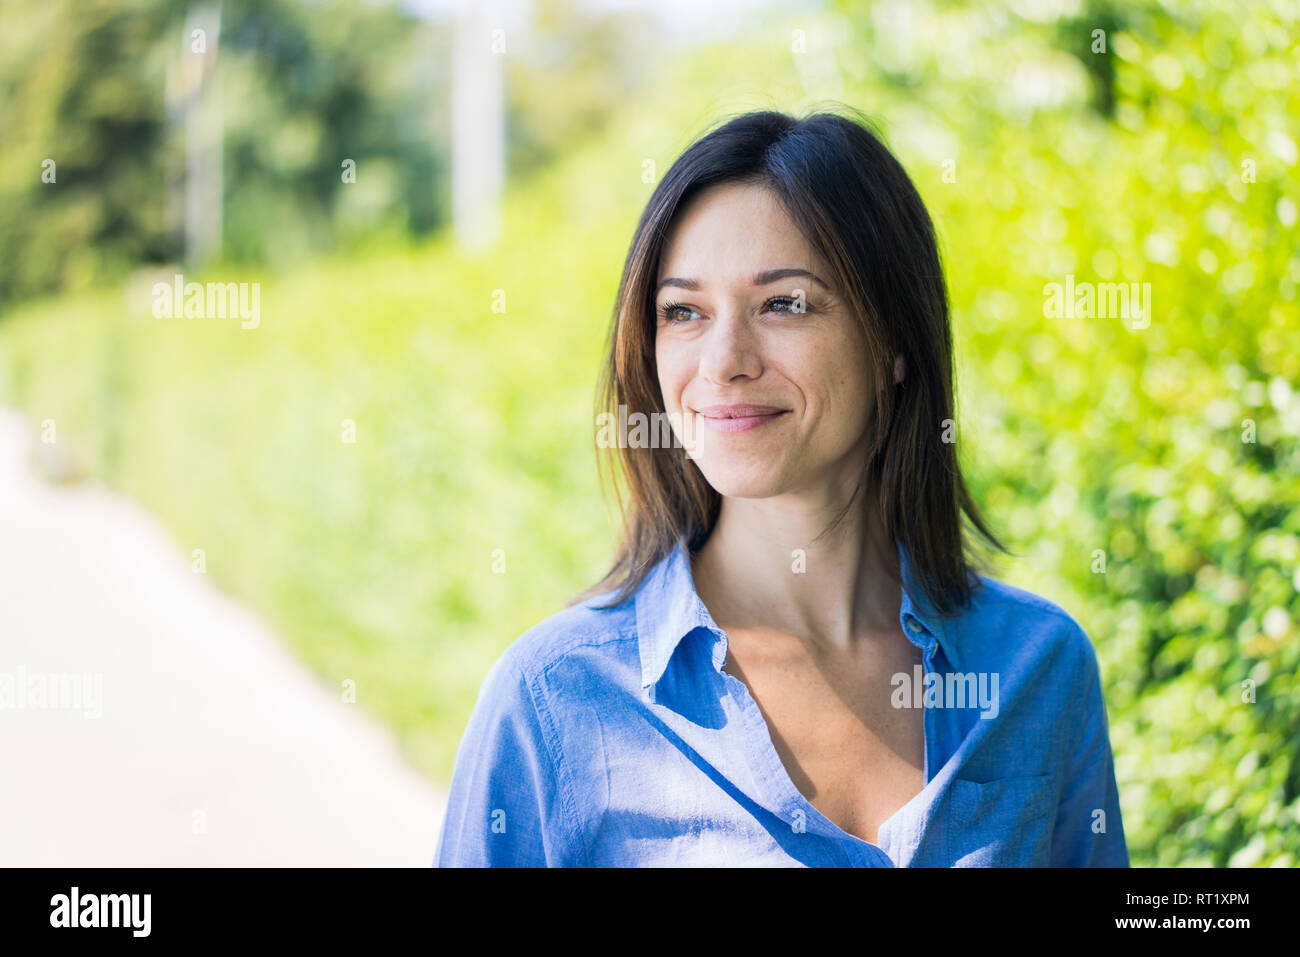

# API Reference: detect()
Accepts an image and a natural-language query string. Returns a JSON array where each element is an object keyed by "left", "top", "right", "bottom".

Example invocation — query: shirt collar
[
  {"left": 635, "top": 535, "right": 957, "bottom": 691},
  {"left": 635, "top": 538, "right": 717, "bottom": 691}
]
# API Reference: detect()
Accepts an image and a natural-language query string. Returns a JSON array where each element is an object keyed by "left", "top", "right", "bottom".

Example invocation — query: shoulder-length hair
[{"left": 575, "top": 107, "right": 1006, "bottom": 616}]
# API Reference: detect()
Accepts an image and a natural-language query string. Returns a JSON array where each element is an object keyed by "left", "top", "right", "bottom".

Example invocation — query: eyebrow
[{"left": 654, "top": 268, "right": 832, "bottom": 296}]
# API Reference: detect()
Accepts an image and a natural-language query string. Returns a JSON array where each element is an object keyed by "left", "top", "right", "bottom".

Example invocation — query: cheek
[
  {"left": 654, "top": 339, "right": 690, "bottom": 411},
  {"left": 800, "top": 333, "right": 873, "bottom": 439}
]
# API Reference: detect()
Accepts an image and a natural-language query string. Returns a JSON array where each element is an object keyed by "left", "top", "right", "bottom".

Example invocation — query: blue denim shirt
[{"left": 434, "top": 537, "right": 1128, "bottom": 867}]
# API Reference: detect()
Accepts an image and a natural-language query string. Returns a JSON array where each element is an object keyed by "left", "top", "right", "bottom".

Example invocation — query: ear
[{"left": 893, "top": 354, "right": 905, "bottom": 384}]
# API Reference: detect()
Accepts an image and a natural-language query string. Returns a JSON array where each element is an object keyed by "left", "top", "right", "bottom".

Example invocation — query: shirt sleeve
[
  {"left": 433, "top": 653, "right": 578, "bottom": 867},
  {"left": 1050, "top": 622, "right": 1129, "bottom": 867}
]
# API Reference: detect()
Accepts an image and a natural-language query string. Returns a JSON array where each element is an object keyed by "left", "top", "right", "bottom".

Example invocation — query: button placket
[{"left": 896, "top": 608, "right": 938, "bottom": 805}]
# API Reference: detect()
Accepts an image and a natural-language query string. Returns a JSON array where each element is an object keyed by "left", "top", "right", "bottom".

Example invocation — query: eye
[
  {"left": 764, "top": 296, "right": 807, "bottom": 315},
  {"left": 658, "top": 301, "right": 700, "bottom": 324}
]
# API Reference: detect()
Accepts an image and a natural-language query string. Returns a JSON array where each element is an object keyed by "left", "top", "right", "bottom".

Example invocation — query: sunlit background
[{"left": 0, "top": 0, "right": 1296, "bottom": 867}]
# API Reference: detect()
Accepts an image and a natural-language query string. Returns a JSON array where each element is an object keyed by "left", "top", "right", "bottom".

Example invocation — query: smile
[{"left": 695, "top": 405, "right": 790, "bottom": 434}]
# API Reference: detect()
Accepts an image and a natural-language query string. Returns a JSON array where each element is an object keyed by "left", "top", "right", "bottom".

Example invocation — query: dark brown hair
[{"left": 576, "top": 107, "right": 1006, "bottom": 616}]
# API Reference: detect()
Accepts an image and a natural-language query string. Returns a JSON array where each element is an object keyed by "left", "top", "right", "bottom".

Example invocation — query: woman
[{"left": 435, "top": 109, "right": 1128, "bottom": 867}]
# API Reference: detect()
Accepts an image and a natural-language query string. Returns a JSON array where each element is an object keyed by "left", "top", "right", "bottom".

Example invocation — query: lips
[
  {"left": 696, "top": 404, "right": 787, "bottom": 418},
  {"left": 694, "top": 404, "right": 790, "bottom": 434}
]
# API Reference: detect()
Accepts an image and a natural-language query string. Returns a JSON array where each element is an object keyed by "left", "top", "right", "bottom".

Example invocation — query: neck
[{"left": 691, "top": 473, "right": 902, "bottom": 655}]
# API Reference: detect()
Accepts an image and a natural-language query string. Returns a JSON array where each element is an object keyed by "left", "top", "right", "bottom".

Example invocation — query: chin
[{"left": 692, "top": 456, "right": 792, "bottom": 499}]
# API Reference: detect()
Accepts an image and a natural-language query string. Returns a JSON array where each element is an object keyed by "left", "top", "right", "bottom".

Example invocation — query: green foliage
[
  {"left": 0, "top": 0, "right": 435, "bottom": 299},
  {"left": 828, "top": 0, "right": 1299, "bottom": 866},
  {"left": 0, "top": 0, "right": 652, "bottom": 302},
  {"left": 1, "top": 0, "right": 1296, "bottom": 865}
]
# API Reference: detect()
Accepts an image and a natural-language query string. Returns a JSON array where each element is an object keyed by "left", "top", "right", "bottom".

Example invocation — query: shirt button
[{"left": 904, "top": 615, "right": 923, "bottom": 634}]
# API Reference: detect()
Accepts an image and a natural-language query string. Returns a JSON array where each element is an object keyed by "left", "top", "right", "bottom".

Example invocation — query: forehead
[{"left": 656, "top": 181, "right": 828, "bottom": 286}]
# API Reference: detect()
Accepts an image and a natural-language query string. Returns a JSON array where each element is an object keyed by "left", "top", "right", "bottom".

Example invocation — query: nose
[{"left": 697, "top": 307, "right": 763, "bottom": 385}]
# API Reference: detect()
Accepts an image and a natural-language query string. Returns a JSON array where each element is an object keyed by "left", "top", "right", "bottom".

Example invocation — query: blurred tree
[
  {"left": 0, "top": 0, "right": 173, "bottom": 301},
  {"left": 0, "top": 0, "right": 441, "bottom": 300},
  {"left": 504, "top": 0, "right": 659, "bottom": 181},
  {"left": 0, "top": 0, "right": 666, "bottom": 305}
]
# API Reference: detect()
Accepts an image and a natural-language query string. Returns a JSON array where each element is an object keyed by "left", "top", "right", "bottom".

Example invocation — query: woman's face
[{"left": 654, "top": 180, "right": 877, "bottom": 502}]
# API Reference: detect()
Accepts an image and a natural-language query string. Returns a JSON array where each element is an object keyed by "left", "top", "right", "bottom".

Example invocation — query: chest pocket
[{"left": 946, "top": 774, "right": 1056, "bottom": 866}]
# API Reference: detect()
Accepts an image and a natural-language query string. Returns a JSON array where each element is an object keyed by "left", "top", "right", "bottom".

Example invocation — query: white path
[{"left": 0, "top": 408, "right": 447, "bottom": 866}]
